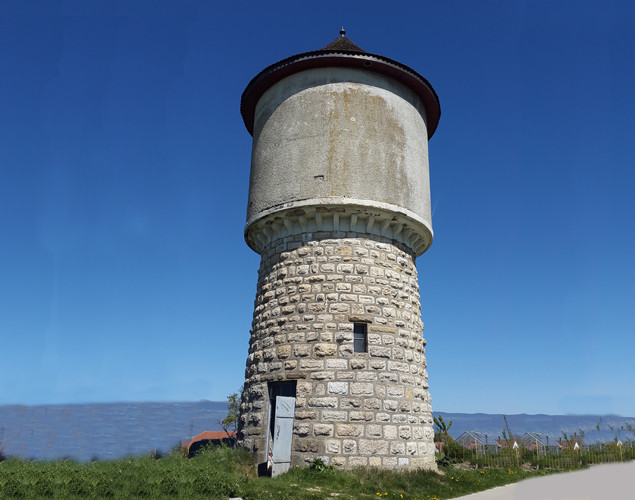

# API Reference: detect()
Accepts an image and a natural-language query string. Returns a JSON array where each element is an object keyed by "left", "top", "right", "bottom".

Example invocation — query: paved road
[{"left": 451, "top": 461, "right": 633, "bottom": 499}]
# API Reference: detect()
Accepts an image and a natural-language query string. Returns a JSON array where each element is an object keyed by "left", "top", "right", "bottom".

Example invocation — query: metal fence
[{"left": 440, "top": 441, "right": 635, "bottom": 470}]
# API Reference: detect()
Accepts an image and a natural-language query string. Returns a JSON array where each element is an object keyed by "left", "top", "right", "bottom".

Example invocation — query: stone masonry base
[{"left": 238, "top": 231, "right": 436, "bottom": 470}]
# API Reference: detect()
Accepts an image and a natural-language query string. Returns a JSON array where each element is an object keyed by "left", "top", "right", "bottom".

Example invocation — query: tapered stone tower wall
[{"left": 237, "top": 33, "right": 441, "bottom": 471}]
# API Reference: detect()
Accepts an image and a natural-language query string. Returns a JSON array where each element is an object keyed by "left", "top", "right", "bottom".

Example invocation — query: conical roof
[{"left": 321, "top": 30, "right": 366, "bottom": 52}]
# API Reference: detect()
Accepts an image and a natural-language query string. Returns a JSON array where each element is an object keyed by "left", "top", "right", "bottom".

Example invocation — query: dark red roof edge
[{"left": 240, "top": 49, "right": 441, "bottom": 139}]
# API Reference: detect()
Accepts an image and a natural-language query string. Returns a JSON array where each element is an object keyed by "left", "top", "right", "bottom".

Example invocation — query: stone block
[
  {"left": 326, "top": 440, "right": 341, "bottom": 453},
  {"left": 313, "top": 424, "right": 333, "bottom": 436},
  {"left": 327, "top": 382, "right": 348, "bottom": 395},
  {"left": 326, "top": 359, "right": 348, "bottom": 369},
  {"left": 322, "top": 410, "right": 348, "bottom": 422},
  {"left": 350, "top": 382, "right": 374, "bottom": 396},
  {"left": 338, "top": 344, "right": 354, "bottom": 356},
  {"left": 319, "top": 331, "right": 333, "bottom": 342},
  {"left": 277, "top": 345, "right": 291, "bottom": 359},
  {"left": 370, "top": 267, "right": 385, "bottom": 277},
  {"left": 296, "top": 381, "right": 312, "bottom": 393},
  {"left": 383, "top": 426, "right": 397, "bottom": 439},
  {"left": 368, "top": 324, "right": 397, "bottom": 334},
  {"left": 382, "top": 457, "right": 398, "bottom": 467},
  {"left": 348, "top": 457, "right": 368, "bottom": 467},
  {"left": 351, "top": 303, "right": 366, "bottom": 314},
  {"left": 387, "top": 386, "right": 405, "bottom": 398},
  {"left": 390, "top": 442, "right": 405, "bottom": 455},
  {"left": 307, "top": 397, "right": 338, "bottom": 408},
  {"left": 366, "top": 424, "right": 382, "bottom": 438},
  {"left": 349, "top": 411, "right": 374, "bottom": 422},
  {"left": 359, "top": 439, "right": 389, "bottom": 455},
  {"left": 329, "top": 303, "right": 350, "bottom": 313},
  {"left": 294, "top": 423, "right": 310, "bottom": 437},
  {"left": 342, "top": 439, "right": 357, "bottom": 454},
  {"left": 369, "top": 359, "right": 387, "bottom": 370},
  {"left": 299, "top": 359, "right": 323, "bottom": 370},
  {"left": 331, "top": 457, "right": 347, "bottom": 467},
  {"left": 350, "top": 358, "right": 366, "bottom": 370},
  {"left": 288, "top": 332, "right": 305, "bottom": 342},
  {"left": 384, "top": 400, "right": 398, "bottom": 411},
  {"left": 369, "top": 346, "right": 391, "bottom": 359},
  {"left": 294, "top": 439, "right": 318, "bottom": 453},
  {"left": 340, "top": 398, "right": 361, "bottom": 409},
  {"left": 392, "top": 347, "right": 405, "bottom": 360},
  {"left": 388, "top": 361, "right": 409, "bottom": 373},
  {"left": 307, "top": 303, "right": 326, "bottom": 313},
  {"left": 311, "top": 371, "right": 334, "bottom": 380},
  {"left": 398, "top": 426, "right": 411, "bottom": 440},
  {"left": 340, "top": 293, "right": 357, "bottom": 302},
  {"left": 418, "top": 442, "right": 429, "bottom": 455},
  {"left": 294, "top": 345, "right": 310, "bottom": 357},
  {"left": 364, "top": 398, "right": 382, "bottom": 410},
  {"left": 337, "top": 263, "right": 354, "bottom": 273},
  {"left": 399, "top": 401, "right": 412, "bottom": 412},
  {"left": 349, "top": 456, "right": 368, "bottom": 467},
  {"left": 314, "top": 343, "right": 337, "bottom": 357},
  {"left": 335, "top": 332, "right": 354, "bottom": 343},
  {"left": 336, "top": 424, "right": 364, "bottom": 437}
]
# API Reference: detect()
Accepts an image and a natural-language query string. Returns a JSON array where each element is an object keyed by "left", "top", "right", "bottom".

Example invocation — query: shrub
[
  {"left": 309, "top": 458, "right": 334, "bottom": 472},
  {"left": 435, "top": 453, "right": 453, "bottom": 468},
  {"left": 444, "top": 439, "right": 468, "bottom": 462}
]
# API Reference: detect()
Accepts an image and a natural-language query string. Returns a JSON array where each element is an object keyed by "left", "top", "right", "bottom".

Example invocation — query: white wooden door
[{"left": 271, "top": 396, "right": 295, "bottom": 477}]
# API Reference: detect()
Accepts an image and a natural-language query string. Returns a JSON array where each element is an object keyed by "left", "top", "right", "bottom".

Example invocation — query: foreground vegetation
[{"left": 0, "top": 446, "right": 560, "bottom": 500}]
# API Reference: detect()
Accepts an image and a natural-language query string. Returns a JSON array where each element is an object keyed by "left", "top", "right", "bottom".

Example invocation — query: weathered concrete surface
[
  {"left": 246, "top": 67, "right": 433, "bottom": 256},
  {"left": 451, "top": 461, "right": 635, "bottom": 500}
]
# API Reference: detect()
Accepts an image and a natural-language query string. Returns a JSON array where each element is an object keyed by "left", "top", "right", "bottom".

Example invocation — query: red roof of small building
[{"left": 181, "top": 430, "right": 236, "bottom": 450}]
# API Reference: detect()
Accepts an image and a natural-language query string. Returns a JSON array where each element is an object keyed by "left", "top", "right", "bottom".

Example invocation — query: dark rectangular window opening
[{"left": 353, "top": 323, "right": 368, "bottom": 353}]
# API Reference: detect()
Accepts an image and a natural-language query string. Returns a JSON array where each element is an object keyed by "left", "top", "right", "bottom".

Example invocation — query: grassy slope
[{"left": 0, "top": 447, "right": 559, "bottom": 500}]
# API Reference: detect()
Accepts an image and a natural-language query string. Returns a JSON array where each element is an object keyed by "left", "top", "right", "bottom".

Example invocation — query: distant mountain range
[
  {"left": 435, "top": 412, "right": 635, "bottom": 444},
  {"left": 1, "top": 402, "right": 633, "bottom": 461},
  {"left": 0, "top": 401, "right": 227, "bottom": 461}
]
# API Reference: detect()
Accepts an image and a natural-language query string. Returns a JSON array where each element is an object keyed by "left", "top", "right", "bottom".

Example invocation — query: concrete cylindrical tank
[{"left": 238, "top": 32, "right": 441, "bottom": 472}]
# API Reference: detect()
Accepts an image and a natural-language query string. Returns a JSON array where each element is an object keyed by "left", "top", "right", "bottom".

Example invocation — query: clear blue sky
[{"left": 1, "top": 0, "right": 634, "bottom": 416}]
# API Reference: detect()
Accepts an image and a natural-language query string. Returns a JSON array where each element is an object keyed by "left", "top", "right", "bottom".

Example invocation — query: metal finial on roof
[{"left": 340, "top": 27, "right": 346, "bottom": 37}]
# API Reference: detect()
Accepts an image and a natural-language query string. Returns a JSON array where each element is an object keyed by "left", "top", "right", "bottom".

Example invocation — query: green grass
[{"left": 0, "top": 446, "right": 564, "bottom": 500}]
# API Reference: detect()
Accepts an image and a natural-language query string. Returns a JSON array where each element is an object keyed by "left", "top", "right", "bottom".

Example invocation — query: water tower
[{"left": 237, "top": 30, "right": 441, "bottom": 473}]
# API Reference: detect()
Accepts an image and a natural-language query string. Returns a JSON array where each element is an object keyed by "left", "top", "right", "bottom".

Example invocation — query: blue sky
[{"left": 1, "top": 0, "right": 634, "bottom": 416}]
